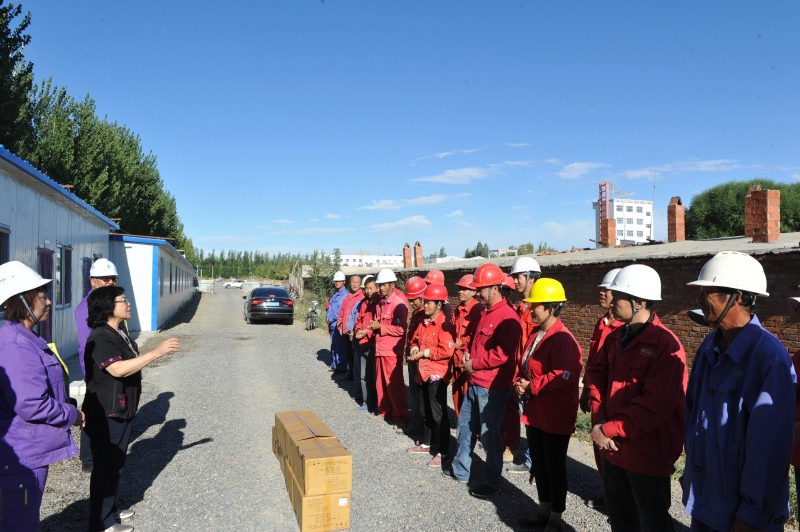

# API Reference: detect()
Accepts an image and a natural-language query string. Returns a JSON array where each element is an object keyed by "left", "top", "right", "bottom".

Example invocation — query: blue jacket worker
[
  {"left": 326, "top": 270, "right": 348, "bottom": 373},
  {"left": 0, "top": 261, "right": 83, "bottom": 532},
  {"left": 684, "top": 251, "right": 796, "bottom": 532}
]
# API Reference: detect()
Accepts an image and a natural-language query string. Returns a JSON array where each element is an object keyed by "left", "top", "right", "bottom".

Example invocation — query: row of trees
[
  {"left": 463, "top": 241, "right": 557, "bottom": 258},
  {"left": 0, "top": 3, "right": 186, "bottom": 245}
]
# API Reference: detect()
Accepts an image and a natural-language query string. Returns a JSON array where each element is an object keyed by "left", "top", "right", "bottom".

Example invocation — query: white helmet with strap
[
  {"left": 609, "top": 264, "right": 662, "bottom": 301},
  {"left": 89, "top": 258, "right": 118, "bottom": 277},
  {"left": 332, "top": 270, "right": 346, "bottom": 282},
  {"left": 686, "top": 251, "right": 768, "bottom": 296},
  {"left": 0, "top": 261, "right": 50, "bottom": 307},
  {"left": 375, "top": 269, "right": 397, "bottom": 284},
  {"left": 510, "top": 256, "right": 541, "bottom": 275},
  {"left": 598, "top": 268, "right": 622, "bottom": 288}
]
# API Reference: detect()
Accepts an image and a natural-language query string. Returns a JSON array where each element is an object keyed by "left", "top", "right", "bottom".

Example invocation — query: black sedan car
[{"left": 243, "top": 286, "right": 294, "bottom": 324}]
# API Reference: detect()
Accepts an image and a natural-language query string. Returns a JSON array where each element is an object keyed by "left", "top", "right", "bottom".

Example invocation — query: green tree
[
  {"left": 439, "top": 246, "right": 446, "bottom": 258},
  {"left": 464, "top": 241, "right": 489, "bottom": 258},
  {"left": 516, "top": 242, "right": 534, "bottom": 255},
  {"left": 536, "top": 242, "right": 557, "bottom": 253},
  {"left": 0, "top": 2, "right": 33, "bottom": 153},
  {"left": 685, "top": 179, "right": 800, "bottom": 239}
]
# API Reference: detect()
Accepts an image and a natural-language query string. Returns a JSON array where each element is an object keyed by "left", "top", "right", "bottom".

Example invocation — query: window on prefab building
[
  {"left": 646, "top": 224, "right": 651, "bottom": 229},
  {"left": 646, "top": 211, "right": 651, "bottom": 217},
  {"left": 0, "top": 226, "right": 9, "bottom": 266},
  {"left": 169, "top": 263, "right": 173, "bottom": 294},
  {"left": 160, "top": 259, "right": 164, "bottom": 296},
  {"left": 636, "top": 206, "right": 643, "bottom": 213},
  {"left": 82, "top": 258, "right": 92, "bottom": 298},
  {"left": 616, "top": 205, "right": 623, "bottom": 212},
  {"left": 617, "top": 230, "right": 623, "bottom": 236},
  {"left": 637, "top": 231, "right": 644, "bottom": 237},
  {"left": 55, "top": 245, "right": 73, "bottom": 306},
  {"left": 627, "top": 230, "right": 633, "bottom": 237},
  {"left": 617, "top": 217, "right": 623, "bottom": 224},
  {"left": 637, "top": 219, "right": 643, "bottom": 225},
  {"left": 626, "top": 218, "right": 633, "bottom": 224},
  {"left": 626, "top": 206, "right": 633, "bottom": 212}
]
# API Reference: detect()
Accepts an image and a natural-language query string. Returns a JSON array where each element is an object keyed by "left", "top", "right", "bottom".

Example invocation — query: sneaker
[
  {"left": 469, "top": 484, "right": 500, "bottom": 499},
  {"left": 354, "top": 405, "right": 368, "bottom": 411},
  {"left": 408, "top": 444, "right": 432, "bottom": 454},
  {"left": 394, "top": 421, "right": 408, "bottom": 430},
  {"left": 585, "top": 496, "right": 605, "bottom": 510},
  {"left": 117, "top": 509, "right": 135, "bottom": 520},
  {"left": 441, "top": 468, "right": 468, "bottom": 484},
  {"left": 505, "top": 462, "right": 530, "bottom": 474},
  {"left": 503, "top": 448, "right": 514, "bottom": 463},
  {"left": 426, "top": 454, "right": 442, "bottom": 468}
]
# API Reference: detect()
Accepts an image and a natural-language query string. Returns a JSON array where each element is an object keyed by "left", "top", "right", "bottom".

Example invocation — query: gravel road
[{"left": 39, "top": 288, "right": 694, "bottom": 531}]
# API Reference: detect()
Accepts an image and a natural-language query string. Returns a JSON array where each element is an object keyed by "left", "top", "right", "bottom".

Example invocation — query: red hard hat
[
  {"left": 404, "top": 276, "right": 427, "bottom": 298},
  {"left": 455, "top": 274, "right": 474, "bottom": 289},
  {"left": 469, "top": 263, "right": 505, "bottom": 289},
  {"left": 503, "top": 274, "right": 516, "bottom": 290},
  {"left": 423, "top": 283, "right": 448, "bottom": 301},
  {"left": 424, "top": 270, "right": 445, "bottom": 284}
]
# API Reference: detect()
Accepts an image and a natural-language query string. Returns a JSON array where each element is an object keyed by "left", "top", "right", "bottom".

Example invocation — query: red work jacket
[
  {"left": 337, "top": 291, "right": 364, "bottom": 335},
  {"left": 410, "top": 312, "right": 455, "bottom": 385},
  {"left": 520, "top": 318, "right": 583, "bottom": 435},
  {"left": 375, "top": 290, "right": 409, "bottom": 358},
  {"left": 406, "top": 308, "right": 426, "bottom": 358},
  {"left": 452, "top": 298, "right": 483, "bottom": 369},
  {"left": 515, "top": 301, "right": 537, "bottom": 355},
  {"left": 586, "top": 314, "right": 624, "bottom": 368},
  {"left": 585, "top": 314, "right": 687, "bottom": 477},
  {"left": 791, "top": 349, "right": 800, "bottom": 468},
  {"left": 467, "top": 298, "right": 522, "bottom": 390},
  {"left": 355, "top": 294, "right": 380, "bottom": 347}
]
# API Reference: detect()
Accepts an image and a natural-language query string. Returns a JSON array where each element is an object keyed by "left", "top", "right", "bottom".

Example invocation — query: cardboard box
[{"left": 287, "top": 460, "right": 350, "bottom": 532}]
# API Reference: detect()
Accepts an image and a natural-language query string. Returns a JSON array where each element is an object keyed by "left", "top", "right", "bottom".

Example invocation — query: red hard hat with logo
[
  {"left": 423, "top": 283, "right": 448, "bottom": 301},
  {"left": 455, "top": 274, "right": 474, "bottom": 289},
  {"left": 503, "top": 274, "right": 516, "bottom": 290},
  {"left": 469, "top": 263, "right": 505, "bottom": 289},
  {"left": 404, "top": 276, "right": 427, "bottom": 298},
  {"left": 424, "top": 270, "right": 445, "bottom": 284}
]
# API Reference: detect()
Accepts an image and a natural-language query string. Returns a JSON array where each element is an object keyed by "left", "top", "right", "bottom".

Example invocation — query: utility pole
[{"left": 652, "top": 165, "right": 658, "bottom": 240}]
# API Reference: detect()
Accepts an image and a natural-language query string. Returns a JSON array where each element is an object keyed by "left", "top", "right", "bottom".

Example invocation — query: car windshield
[{"left": 252, "top": 288, "right": 289, "bottom": 298}]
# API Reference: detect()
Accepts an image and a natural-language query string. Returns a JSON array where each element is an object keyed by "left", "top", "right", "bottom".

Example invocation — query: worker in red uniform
[
  {"left": 401, "top": 276, "right": 428, "bottom": 439},
  {"left": 337, "top": 274, "right": 363, "bottom": 381},
  {"left": 370, "top": 268, "right": 410, "bottom": 428},
  {"left": 443, "top": 263, "right": 522, "bottom": 499},
  {"left": 423, "top": 270, "right": 452, "bottom": 322},
  {"left": 407, "top": 283, "right": 456, "bottom": 468},
  {"left": 504, "top": 256, "right": 542, "bottom": 473},
  {"left": 452, "top": 274, "right": 482, "bottom": 417},
  {"left": 579, "top": 268, "right": 623, "bottom": 511},
  {"left": 585, "top": 264, "right": 687, "bottom": 532},
  {"left": 514, "top": 279, "right": 583, "bottom": 532},
  {"left": 354, "top": 276, "right": 380, "bottom": 414}
]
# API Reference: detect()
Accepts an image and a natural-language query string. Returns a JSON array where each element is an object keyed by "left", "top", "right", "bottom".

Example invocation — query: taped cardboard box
[
  {"left": 287, "top": 459, "right": 350, "bottom": 532},
  {"left": 290, "top": 437, "right": 352, "bottom": 496}
]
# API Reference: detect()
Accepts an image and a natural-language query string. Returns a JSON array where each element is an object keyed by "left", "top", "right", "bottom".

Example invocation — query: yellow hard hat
[{"left": 524, "top": 278, "right": 567, "bottom": 304}]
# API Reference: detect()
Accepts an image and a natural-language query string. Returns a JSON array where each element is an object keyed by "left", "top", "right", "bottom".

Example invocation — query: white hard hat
[
  {"left": 686, "top": 251, "right": 768, "bottom": 297},
  {"left": 375, "top": 268, "right": 397, "bottom": 284},
  {"left": 598, "top": 268, "right": 622, "bottom": 288},
  {"left": 332, "top": 271, "right": 346, "bottom": 282},
  {"left": 90, "top": 258, "right": 118, "bottom": 277},
  {"left": 360, "top": 275, "right": 375, "bottom": 288},
  {"left": 789, "top": 297, "right": 800, "bottom": 314},
  {"left": 0, "top": 261, "right": 51, "bottom": 306},
  {"left": 510, "top": 256, "right": 541, "bottom": 275},
  {"left": 609, "top": 264, "right": 662, "bottom": 301}
]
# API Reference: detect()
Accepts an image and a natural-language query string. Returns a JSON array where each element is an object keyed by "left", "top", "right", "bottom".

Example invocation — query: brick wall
[
  {"left": 401, "top": 251, "right": 800, "bottom": 368},
  {"left": 744, "top": 186, "right": 781, "bottom": 243},
  {"left": 667, "top": 197, "right": 685, "bottom": 243},
  {"left": 413, "top": 241, "right": 424, "bottom": 267},
  {"left": 403, "top": 243, "right": 413, "bottom": 269}
]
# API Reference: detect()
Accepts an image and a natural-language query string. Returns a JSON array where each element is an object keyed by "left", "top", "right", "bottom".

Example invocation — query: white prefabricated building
[
  {"left": 0, "top": 145, "right": 119, "bottom": 355},
  {"left": 109, "top": 234, "right": 196, "bottom": 332}
]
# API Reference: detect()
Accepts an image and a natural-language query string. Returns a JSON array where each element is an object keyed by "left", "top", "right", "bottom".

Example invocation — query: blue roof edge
[
  {"left": 110, "top": 234, "right": 196, "bottom": 272},
  {"left": 0, "top": 144, "right": 120, "bottom": 230}
]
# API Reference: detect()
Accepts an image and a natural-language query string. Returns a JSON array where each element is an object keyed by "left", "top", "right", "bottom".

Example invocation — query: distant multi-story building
[
  {"left": 330, "top": 252, "right": 404, "bottom": 268},
  {"left": 593, "top": 198, "right": 654, "bottom": 247}
]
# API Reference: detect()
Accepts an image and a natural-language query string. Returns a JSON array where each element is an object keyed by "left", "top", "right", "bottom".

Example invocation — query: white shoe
[
  {"left": 117, "top": 509, "right": 135, "bottom": 520},
  {"left": 103, "top": 524, "right": 134, "bottom": 532}
]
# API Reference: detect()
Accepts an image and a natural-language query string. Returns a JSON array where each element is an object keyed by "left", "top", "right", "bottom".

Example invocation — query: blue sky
[{"left": 20, "top": 1, "right": 800, "bottom": 256}]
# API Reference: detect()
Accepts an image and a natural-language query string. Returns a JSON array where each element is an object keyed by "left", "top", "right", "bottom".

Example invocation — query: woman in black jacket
[{"left": 83, "top": 286, "right": 180, "bottom": 532}]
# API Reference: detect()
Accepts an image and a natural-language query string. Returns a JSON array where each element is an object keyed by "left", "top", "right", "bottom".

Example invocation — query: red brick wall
[{"left": 401, "top": 251, "right": 800, "bottom": 368}]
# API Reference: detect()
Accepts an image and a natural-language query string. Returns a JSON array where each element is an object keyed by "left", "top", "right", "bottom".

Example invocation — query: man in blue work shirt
[
  {"left": 684, "top": 251, "right": 796, "bottom": 532},
  {"left": 326, "top": 270, "right": 349, "bottom": 374}
]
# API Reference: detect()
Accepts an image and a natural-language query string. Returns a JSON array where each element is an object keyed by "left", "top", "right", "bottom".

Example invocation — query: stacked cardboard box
[{"left": 272, "top": 410, "right": 352, "bottom": 531}]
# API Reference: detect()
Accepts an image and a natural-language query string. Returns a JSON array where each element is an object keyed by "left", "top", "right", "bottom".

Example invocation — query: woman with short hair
[{"left": 83, "top": 285, "right": 180, "bottom": 532}]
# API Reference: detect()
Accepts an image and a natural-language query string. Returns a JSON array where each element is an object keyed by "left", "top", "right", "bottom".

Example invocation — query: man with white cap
[
  {"left": 326, "top": 270, "right": 349, "bottom": 374},
  {"left": 683, "top": 252, "right": 795, "bottom": 532},
  {"left": 579, "top": 268, "right": 624, "bottom": 510},
  {"left": 585, "top": 264, "right": 687, "bottom": 532},
  {"left": 73, "top": 258, "right": 120, "bottom": 474}
]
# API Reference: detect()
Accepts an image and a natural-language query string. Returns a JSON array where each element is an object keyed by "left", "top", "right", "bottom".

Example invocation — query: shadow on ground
[{"left": 159, "top": 293, "right": 203, "bottom": 331}]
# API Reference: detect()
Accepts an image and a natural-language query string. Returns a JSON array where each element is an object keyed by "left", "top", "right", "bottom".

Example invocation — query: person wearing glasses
[
  {"left": 74, "top": 258, "right": 120, "bottom": 474},
  {"left": 83, "top": 286, "right": 180, "bottom": 532},
  {"left": 0, "top": 261, "right": 85, "bottom": 532}
]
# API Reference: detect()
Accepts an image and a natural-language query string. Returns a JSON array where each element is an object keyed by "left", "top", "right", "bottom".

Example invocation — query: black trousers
[
  {"left": 407, "top": 362, "right": 425, "bottom": 433},
  {"left": 80, "top": 428, "right": 93, "bottom": 464},
  {"left": 602, "top": 459, "right": 675, "bottom": 532},
  {"left": 360, "top": 345, "right": 378, "bottom": 413},
  {"left": 418, "top": 378, "right": 451, "bottom": 455},
  {"left": 87, "top": 416, "right": 134, "bottom": 531},
  {"left": 526, "top": 425, "right": 571, "bottom": 513},
  {"left": 344, "top": 335, "right": 355, "bottom": 378}
]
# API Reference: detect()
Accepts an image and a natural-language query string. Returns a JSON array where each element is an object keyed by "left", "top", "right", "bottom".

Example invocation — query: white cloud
[
  {"left": 622, "top": 158, "right": 742, "bottom": 179},
  {"left": 412, "top": 147, "right": 485, "bottom": 163},
  {"left": 273, "top": 219, "right": 292, "bottom": 225},
  {"left": 356, "top": 193, "right": 469, "bottom": 210},
  {"left": 557, "top": 162, "right": 610, "bottom": 179},
  {"left": 356, "top": 199, "right": 402, "bottom": 211},
  {"left": 505, "top": 143, "right": 530, "bottom": 148},
  {"left": 543, "top": 159, "right": 561, "bottom": 165},
  {"left": 325, "top": 213, "right": 340, "bottom": 219},
  {"left": 370, "top": 215, "right": 432, "bottom": 231},
  {"left": 309, "top": 218, "right": 319, "bottom": 222},
  {"left": 445, "top": 210, "right": 463, "bottom": 218},
  {"left": 413, "top": 167, "right": 488, "bottom": 184},
  {"left": 294, "top": 227, "right": 354, "bottom": 235}
]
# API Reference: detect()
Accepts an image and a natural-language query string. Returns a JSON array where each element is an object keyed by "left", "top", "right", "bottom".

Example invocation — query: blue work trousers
[
  {"left": 329, "top": 327, "right": 348, "bottom": 372},
  {"left": 0, "top": 465, "right": 48, "bottom": 532},
  {"left": 451, "top": 384, "right": 511, "bottom": 489}
]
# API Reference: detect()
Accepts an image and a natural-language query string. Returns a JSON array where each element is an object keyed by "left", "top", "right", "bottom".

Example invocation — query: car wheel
[
  {"left": 245, "top": 315, "right": 251, "bottom": 324},
  {"left": 286, "top": 318, "right": 294, "bottom": 325}
]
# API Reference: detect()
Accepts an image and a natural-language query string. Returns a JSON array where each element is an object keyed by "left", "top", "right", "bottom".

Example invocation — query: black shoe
[
  {"left": 332, "top": 369, "right": 347, "bottom": 375},
  {"left": 585, "top": 496, "right": 605, "bottom": 510},
  {"left": 469, "top": 484, "right": 500, "bottom": 499},
  {"left": 81, "top": 462, "right": 93, "bottom": 473},
  {"left": 505, "top": 462, "right": 530, "bottom": 474},
  {"left": 518, "top": 513, "right": 550, "bottom": 528},
  {"left": 441, "top": 468, "right": 468, "bottom": 484}
]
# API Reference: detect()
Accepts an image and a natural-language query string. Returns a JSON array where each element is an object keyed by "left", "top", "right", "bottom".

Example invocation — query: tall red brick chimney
[
  {"left": 402, "top": 243, "right": 413, "bottom": 268},
  {"left": 745, "top": 186, "right": 780, "bottom": 243},
  {"left": 600, "top": 218, "right": 616, "bottom": 248},
  {"left": 413, "top": 241, "right": 424, "bottom": 267},
  {"left": 667, "top": 196, "right": 685, "bottom": 243}
]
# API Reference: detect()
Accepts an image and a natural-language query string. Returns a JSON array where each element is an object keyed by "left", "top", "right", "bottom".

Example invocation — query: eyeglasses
[
  {"left": 115, "top": 298, "right": 130, "bottom": 305},
  {"left": 95, "top": 277, "right": 118, "bottom": 283}
]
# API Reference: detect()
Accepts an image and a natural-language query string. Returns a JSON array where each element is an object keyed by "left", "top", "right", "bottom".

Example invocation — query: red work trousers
[
  {"left": 501, "top": 391, "right": 521, "bottom": 450},
  {"left": 451, "top": 366, "right": 469, "bottom": 418},
  {"left": 375, "top": 356, "right": 409, "bottom": 424}
]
